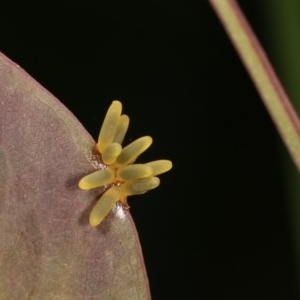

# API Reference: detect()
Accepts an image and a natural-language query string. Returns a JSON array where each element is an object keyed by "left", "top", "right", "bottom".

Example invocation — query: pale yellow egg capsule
[
  {"left": 113, "top": 114, "right": 129, "bottom": 144},
  {"left": 102, "top": 142, "right": 122, "bottom": 165},
  {"left": 89, "top": 187, "right": 122, "bottom": 227},
  {"left": 79, "top": 169, "right": 114, "bottom": 190},
  {"left": 117, "top": 164, "right": 153, "bottom": 181},
  {"left": 113, "top": 136, "right": 153, "bottom": 168},
  {"left": 145, "top": 160, "right": 173, "bottom": 176},
  {"left": 120, "top": 177, "right": 160, "bottom": 196},
  {"left": 97, "top": 100, "right": 122, "bottom": 153}
]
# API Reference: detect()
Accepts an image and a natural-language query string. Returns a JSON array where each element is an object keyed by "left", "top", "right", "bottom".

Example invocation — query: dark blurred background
[{"left": 1, "top": 1, "right": 299, "bottom": 299}]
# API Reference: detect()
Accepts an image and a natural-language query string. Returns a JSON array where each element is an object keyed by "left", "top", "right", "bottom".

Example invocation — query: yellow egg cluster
[{"left": 79, "top": 101, "right": 172, "bottom": 227}]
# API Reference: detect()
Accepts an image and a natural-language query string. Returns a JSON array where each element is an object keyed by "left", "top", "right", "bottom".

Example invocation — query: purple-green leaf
[{"left": 0, "top": 52, "right": 150, "bottom": 299}]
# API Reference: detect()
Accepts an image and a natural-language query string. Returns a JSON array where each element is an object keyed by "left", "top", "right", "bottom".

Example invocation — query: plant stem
[
  {"left": 263, "top": 0, "right": 300, "bottom": 285},
  {"left": 209, "top": 0, "right": 300, "bottom": 174}
]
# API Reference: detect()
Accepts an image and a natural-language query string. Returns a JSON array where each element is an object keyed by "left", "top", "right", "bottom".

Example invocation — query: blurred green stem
[
  {"left": 263, "top": 0, "right": 300, "bottom": 284},
  {"left": 210, "top": 0, "right": 300, "bottom": 290}
]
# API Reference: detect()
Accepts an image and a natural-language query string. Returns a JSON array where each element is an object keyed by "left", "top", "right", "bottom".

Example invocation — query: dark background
[{"left": 1, "top": 1, "right": 299, "bottom": 299}]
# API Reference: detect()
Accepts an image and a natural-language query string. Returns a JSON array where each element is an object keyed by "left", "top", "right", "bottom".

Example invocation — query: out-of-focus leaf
[{"left": 0, "top": 52, "right": 150, "bottom": 299}]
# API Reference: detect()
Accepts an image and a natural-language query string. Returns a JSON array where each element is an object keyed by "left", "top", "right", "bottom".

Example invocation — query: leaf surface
[{"left": 0, "top": 52, "right": 150, "bottom": 299}]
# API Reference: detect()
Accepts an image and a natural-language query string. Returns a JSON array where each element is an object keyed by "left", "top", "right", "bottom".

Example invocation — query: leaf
[{"left": 0, "top": 52, "right": 150, "bottom": 299}]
